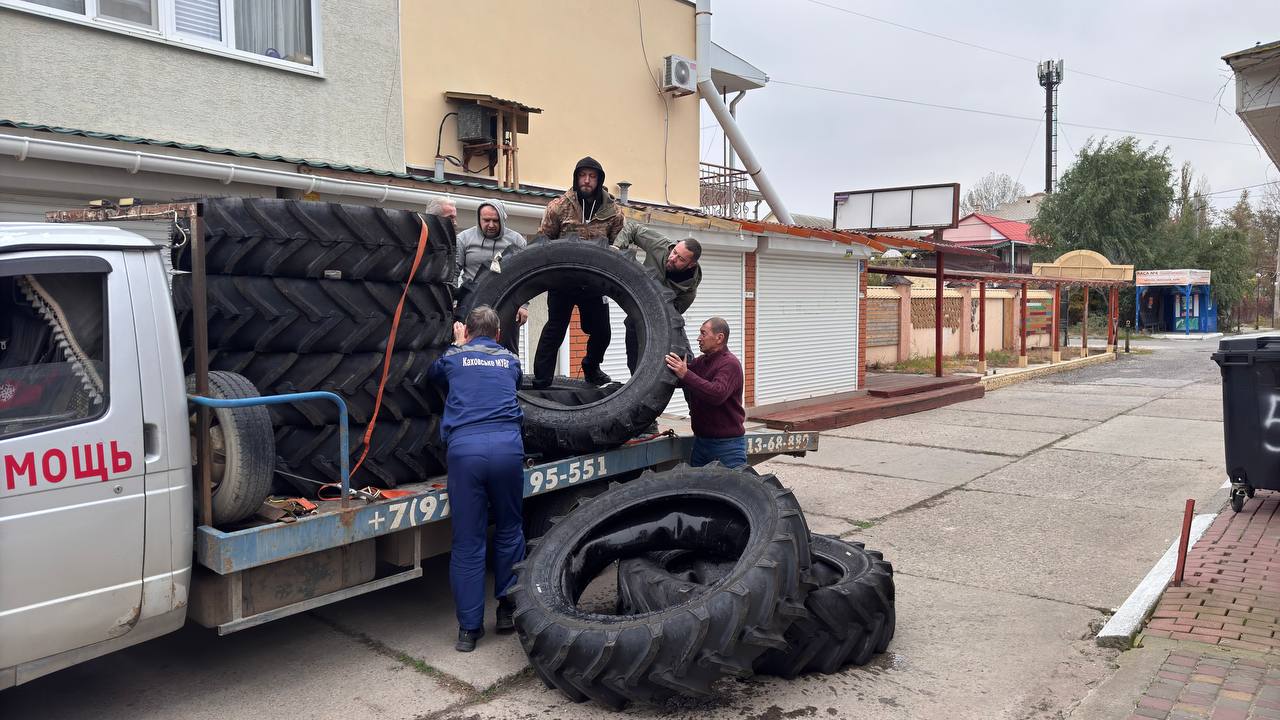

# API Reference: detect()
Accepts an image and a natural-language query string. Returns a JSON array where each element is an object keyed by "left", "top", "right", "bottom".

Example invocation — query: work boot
[
  {"left": 455, "top": 626, "right": 485, "bottom": 653},
  {"left": 582, "top": 361, "right": 612, "bottom": 387},
  {"left": 495, "top": 596, "right": 516, "bottom": 634},
  {"left": 530, "top": 376, "right": 553, "bottom": 390}
]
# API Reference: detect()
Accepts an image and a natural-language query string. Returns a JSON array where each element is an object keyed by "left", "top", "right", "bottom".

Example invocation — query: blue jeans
[
  {"left": 690, "top": 435, "right": 747, "bottom": 469},
  {"left": 446, "top": 427, "right": 525, "bottom": 631}
]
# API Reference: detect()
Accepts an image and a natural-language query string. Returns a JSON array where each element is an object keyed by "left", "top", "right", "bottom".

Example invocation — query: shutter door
[
  {"left": 755, "top": 254, "right": 860, "bottom": 405},
  {"left": 597, "top": 249, "right": 744, "bottom": 417},
  {"left": 0, "top": 193, "right": 175, "bottom": 246}
]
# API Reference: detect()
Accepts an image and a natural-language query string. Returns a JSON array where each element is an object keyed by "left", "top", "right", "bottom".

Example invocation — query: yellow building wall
[{"left": 401, "top": 0, "right": 700, "bottom": 207}]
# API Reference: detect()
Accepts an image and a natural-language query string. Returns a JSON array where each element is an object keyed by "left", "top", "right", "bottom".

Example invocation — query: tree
[
  {"left": 961, "top": 172, "right": 1026, "bottom": 214},
  {"left": 1030, "top": 137, "right": 1175, "bottom": 267}
]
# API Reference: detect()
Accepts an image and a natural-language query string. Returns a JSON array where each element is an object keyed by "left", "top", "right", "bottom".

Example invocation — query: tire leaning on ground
[
  {"left": 509, "top": 464, "right": 813, "bottom": 709},
  {"left": 176, "top": 197, "right": 457, "bottom": 284},
  {"left": 186, "top": 371, "right": 276, "bottom": 524},
  {"left": 618, "top": 534, "right": 896, "bottom": 678},
  {"left": 461, "top": 238, "right": 690, "bottom": 456}
]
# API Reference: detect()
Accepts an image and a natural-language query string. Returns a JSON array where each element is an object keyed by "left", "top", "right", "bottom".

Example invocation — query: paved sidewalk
[{"left": 1124, "top": 494, "right": 1280, "bottom": 719}]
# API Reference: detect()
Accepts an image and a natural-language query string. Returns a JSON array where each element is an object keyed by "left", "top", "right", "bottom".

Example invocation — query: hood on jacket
[
  {"left": 475, "top": 198, "right": 509, "bottom": 239},
  {"left": 573, "top": 156, "right": 606, "bottom": 199}
]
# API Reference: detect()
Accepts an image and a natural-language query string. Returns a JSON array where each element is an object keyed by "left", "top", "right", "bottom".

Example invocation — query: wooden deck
[{"left": 748, "top": 373, "right": 984, "bottom": 432}]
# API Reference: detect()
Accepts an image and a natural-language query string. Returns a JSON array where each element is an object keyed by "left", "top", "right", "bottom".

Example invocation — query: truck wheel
[
  {"left": 274, "top": 417, "right": 446, "bottom": 493},
  {"left": 187, "top": 371, "right": 275, "bottom": 525},
  {"left": 207, "top": 350, "right": 446, "bottom": 426},
  {"left": 173, "top": 275, "right": 454, "bottom": 354},
  {"left": 462, "top": 238, "right": 690, "bottom": 456},
  {"left": 509, "top": 464, "right": 812, "bottom": 708},
  {"left": 617, "top": 535, "right": 895, "bottom": 678},
  {"left": 176, "top": 198, "right": 456, "bottom": 284}
]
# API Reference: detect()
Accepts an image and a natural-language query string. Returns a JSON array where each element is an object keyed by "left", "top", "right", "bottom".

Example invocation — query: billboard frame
[{"left": 832, "top": 182, "right": 961, "bottom": 233}]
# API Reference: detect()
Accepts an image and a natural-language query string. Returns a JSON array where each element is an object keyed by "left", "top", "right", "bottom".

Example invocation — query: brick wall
[
  {"left": 858, "top": 264, "right": 868, "bottom": 390},
  {"left": 743, "top": 252, "right": 757, "bottom": 406},
  {"left": 567, "top": 308, "right": 584, "bottom": 377},
  {"left": 866, "top": 297, "right": 900, "bottom": 346}
]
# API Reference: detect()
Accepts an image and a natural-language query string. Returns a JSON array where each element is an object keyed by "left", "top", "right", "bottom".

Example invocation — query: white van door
[{"left": 0, "top": 251, "right": 146, "bottom": 669}]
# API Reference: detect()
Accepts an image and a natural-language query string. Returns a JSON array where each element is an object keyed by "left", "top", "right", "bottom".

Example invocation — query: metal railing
[{"left": 699, "top": 162, "right": 763, "bottom": 220}]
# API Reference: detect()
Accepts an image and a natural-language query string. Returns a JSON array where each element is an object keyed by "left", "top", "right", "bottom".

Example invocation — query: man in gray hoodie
[{"left": 455, "top": 199, "right": 528, "bottom": 344}]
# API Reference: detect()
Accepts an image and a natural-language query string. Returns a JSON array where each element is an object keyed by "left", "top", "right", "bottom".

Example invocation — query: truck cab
[{"left": 0, "top": 224, "right": 192, "bottom": 688}]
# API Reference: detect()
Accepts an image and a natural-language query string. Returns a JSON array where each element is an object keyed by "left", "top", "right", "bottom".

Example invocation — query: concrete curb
[
  {"left": 980, "top": 352, "right": 1117, "bottom": 391},
  {"left": 1095, "top": 513, "right": 1216, "bottom": 649}
]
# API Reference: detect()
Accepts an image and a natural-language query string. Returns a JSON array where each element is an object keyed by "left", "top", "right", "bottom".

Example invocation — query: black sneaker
[
  {"left": 582, "top": 363, "right": 612, "bottom": 386},
  {"left": 456, "top": 626, "right": 485, "bottom": 652},
  {"left": 496, "top": 597, "right": 516, "bottom": 634}
]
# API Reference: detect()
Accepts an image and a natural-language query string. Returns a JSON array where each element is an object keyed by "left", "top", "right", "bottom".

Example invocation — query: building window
[{"left": 3, "top": 0, "right": 319, "bottom": 70}]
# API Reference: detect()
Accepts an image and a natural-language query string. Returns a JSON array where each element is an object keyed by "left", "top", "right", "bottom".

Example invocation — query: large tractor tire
[
  {"left": 174, "top": 275, "right": 453, "bottom": 354},
  {"left": 208, "top": 350, "right": 445, "bottom": 426},
  {"left": 176, "top": 197, "right": 456, "bottom": 284},
  {"left": 462, "top": 238, "right": 689, "bottom": 456},
  {"left": 618, "top": 534, "right": 896, "bottom": 678},
  {"left": 273, "top": 417, "right": 446, "bottom": 493},
  {"left": 186, "top": 371, "right": 275, "bottom": 524},
  {"left": 509, "top": 464, "right": 812, "bottom": 709}
]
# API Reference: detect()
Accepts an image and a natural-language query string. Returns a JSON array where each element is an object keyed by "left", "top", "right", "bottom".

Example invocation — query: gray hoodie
[{"left": 455, "top": 199, "right": 527, "bottom": 285}]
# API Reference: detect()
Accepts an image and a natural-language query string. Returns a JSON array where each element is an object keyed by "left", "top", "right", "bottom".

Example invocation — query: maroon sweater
[{"left": 680, "top": 348, "right": 745, "bottom": 438}]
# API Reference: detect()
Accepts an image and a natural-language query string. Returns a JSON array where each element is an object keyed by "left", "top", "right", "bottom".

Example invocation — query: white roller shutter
[
  {"left": 0, "top": 193, "right": 175, "bottom": 247},
  {"left": 598, "top": 248, "right": 744, "bottom": 417},
  {"left": 755, "top": 253, "right": 860, "bottom": 405}
]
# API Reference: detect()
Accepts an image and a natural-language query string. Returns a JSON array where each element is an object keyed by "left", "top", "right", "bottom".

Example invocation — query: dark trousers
[
  {"left": 533, "top": 290, "right": 611, "bottom": 380},
  {"left": 691, "top": 436, "right": 747, "bottom": 469},
  {"left": 624, "top": 314, "right": 639, "bottom": 374},
  {"left": 446, "top": 426, "right": 525, "bottom": 631}
]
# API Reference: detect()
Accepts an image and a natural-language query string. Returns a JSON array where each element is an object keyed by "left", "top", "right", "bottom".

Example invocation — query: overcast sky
[{"left": 701, "top": 0, "right": 1280, "bottom": 219}]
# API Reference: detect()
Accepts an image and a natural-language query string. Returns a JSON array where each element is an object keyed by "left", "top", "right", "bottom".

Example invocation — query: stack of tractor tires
[
  {"left": 509, "top": 463, "right": 895, "bottom": 709},
  {"left": 174, "top": 197, "right": 457, "bottom": 497}
]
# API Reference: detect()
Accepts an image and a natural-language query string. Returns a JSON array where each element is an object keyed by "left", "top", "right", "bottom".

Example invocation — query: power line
[
  {"left": 1014, "top": 119, "right": 1042, "bottom": 187},
  {"left": 770, "top": 79, "right": 1257, "bottom": 147},
  {"left": 800, "top": 0, "right": 1221, "bottom": 107}
]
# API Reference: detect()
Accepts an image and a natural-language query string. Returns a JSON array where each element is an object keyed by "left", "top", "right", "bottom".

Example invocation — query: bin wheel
[{"left": 1230, "top": 488, "right": 1246, "bottom": 513}]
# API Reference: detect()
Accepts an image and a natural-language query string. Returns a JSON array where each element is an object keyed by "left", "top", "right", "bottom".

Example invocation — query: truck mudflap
[{"left": 194, "top": 430, "right": 818, "bottom": 577}]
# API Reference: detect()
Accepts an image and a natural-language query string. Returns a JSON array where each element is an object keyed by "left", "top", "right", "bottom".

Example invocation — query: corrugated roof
[
  {"left": 948, "top": 213, "right": 1040, "bottom": 247},
  {"left": 0, "top": 119, "right": 562, "bottom": 199}
]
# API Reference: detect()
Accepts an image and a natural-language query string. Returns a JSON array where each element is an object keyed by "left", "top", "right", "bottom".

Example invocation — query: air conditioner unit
[{"left": 662, "top": 54, "right": 698, "bottom": 96}]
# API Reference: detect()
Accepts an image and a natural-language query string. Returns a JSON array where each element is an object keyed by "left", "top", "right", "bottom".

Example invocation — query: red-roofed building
[{"left": 941, "top": 212, "right": 1042, "bottom": 272}]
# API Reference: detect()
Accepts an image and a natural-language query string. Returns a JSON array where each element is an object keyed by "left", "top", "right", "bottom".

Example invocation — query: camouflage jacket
[{"left": 537, "top": 189, "right": 624, "bottom": 242}]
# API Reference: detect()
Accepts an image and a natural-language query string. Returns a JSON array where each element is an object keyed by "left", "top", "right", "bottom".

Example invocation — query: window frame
[
  {"left": 0, "top": 264, "right": 112, "bottom": 442},
  {"left": 0, "top": 0, "right": 325, "bottom": 77}
]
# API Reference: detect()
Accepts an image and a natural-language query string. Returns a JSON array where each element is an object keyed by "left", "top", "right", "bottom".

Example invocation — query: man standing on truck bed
[
  {"left": 428, "top": 305, "right": 525, "bottom": 652},
  {"left": 531, "top": 156, "right": 624, "bottom": 388},
  {"left": 454, "top": 199, "right": 528, "bottom": 347},
  {"left": 612, "top": 219, "right": 702, "bottom": 373},
  {"left": 664, "top": 317, "right": 746, "bottom": 469}
]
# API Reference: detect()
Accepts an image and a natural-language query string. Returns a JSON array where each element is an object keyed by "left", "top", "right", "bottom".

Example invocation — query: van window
[{"left": 0, "top": 273, "right": 109, "bottom": 439}]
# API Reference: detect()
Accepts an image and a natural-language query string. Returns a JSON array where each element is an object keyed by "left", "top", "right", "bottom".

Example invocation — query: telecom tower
[{"left": 1037, "top": 59, "right": 1064, "bottom": 193}]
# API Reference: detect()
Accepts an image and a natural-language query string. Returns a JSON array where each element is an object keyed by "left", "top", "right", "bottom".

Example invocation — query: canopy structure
[{"left": 1134, "top": 269, "right": 1215, "bottom": 335}]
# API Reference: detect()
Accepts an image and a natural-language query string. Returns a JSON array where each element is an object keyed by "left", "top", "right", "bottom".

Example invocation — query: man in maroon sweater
[{"left": 665, "top": 317, "right": 746, "bottom": 468}]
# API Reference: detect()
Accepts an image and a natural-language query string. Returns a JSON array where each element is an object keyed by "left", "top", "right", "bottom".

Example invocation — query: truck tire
[
  {"left": 618, "top": 534, "right": 895, "bottom": 678},
  {"left": 177, "top": 197, "right": 457, "bottom": 284},
  {"left": 522, "top": 482, "right": 610, "bottom": 542},
  {"left": 519, "top": 376, "right": 620, "bottom": 408},
  {"left": 173, "top": 275, "right": 454, "bottom": 353},
  {"left": 462, "top": 239, "right": 689, "bottom": 456},
  {"left": 208, "top": 350, "right": 445, "bottom": 426},
  {"left": 187, "top": 371, "right": 275, "bottom": 525},
  {"left": 509, "top": 464, "right": 812, "bottom": 708},
  {"left": 274, "top": 417, "right": 446, "bottom": 492}
]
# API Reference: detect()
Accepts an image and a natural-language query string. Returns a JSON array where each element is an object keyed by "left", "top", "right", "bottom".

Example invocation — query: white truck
[{"left": 0, "top": 206, "right": 818, "bottom": 689}]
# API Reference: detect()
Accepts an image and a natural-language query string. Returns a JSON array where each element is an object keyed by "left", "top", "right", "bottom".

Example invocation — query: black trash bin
[{"left": 1211, "top": 336, "right": 1280, "bottom": 511}]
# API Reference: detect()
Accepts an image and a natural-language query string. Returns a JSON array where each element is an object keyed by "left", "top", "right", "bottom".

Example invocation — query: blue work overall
[{"left": 428, "top": 336, "right": 525, "bottom": 632}]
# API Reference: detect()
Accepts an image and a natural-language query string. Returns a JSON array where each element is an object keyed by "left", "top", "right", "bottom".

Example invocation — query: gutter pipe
[{"left": 695, "top": 0, "right": 792, "bottom": 225}]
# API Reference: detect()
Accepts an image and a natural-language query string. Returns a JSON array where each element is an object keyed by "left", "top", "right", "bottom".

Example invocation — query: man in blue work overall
[{"left": 428, "top": 305, "right": 525, "bottom": 652}]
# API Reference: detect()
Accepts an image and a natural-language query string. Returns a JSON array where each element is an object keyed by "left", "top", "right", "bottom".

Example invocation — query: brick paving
[{"left": 1129, "top": 494, "right": 1280, "bottom": 719}]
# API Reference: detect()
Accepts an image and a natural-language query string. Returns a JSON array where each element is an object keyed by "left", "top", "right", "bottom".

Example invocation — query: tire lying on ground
[
  {"left": 509, "top": 464, "right": 812, "bottom": 709},
  {"left": 173, "top": 275, "right": 454, "bottom": 353},
  {"left": 462, "top": 238, "right": 689, "bottom": 456},
  {"left": 186, "top": 371, "right": 275, "bottom": 524},
  {"left": 208, "top": 350, "right": 446, "bottom": 426},
  {"left": 273, "top": 417, "right": 446, "bottom": 494},
  {"left": 618, "top": 534, "right": 895, "bottom": 678},
  {"left": 176, "top": 197, "right": 457, "bottom": 284}
]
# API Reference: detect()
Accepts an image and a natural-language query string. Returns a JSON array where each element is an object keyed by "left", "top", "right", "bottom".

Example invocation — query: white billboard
[{"left": 833, "top": 183, "right": 959, "bottom": 232}]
